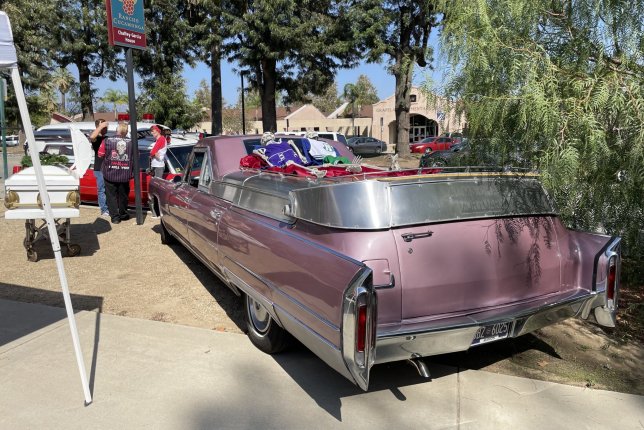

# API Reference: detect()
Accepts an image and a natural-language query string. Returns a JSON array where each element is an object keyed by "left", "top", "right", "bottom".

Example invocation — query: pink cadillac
[{"left": 148, "top": 135, "right": 621, "bottom": 390}]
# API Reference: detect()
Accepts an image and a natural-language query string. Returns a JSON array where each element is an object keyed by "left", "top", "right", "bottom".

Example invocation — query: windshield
[{"left": 166, "top": 145, "right": 194, "bottom": 171}]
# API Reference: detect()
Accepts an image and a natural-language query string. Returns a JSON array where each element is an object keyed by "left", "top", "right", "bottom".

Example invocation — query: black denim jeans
[{"left": 104, "top": 180, "right": 130, "bottom": 220}]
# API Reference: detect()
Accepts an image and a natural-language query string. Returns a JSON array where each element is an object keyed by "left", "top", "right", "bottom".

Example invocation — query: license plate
[{"left": 471, "top": 322, "right": 511, "bottom": 346}]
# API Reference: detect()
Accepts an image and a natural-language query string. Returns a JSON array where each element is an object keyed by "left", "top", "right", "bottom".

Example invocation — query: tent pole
[{"left": 11, "top": 67, "right": 92, "bottom": 405}]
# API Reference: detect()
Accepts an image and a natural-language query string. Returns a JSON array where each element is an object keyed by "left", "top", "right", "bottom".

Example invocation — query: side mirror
[{"left": 172, "top": 175, "right": 182, "bottom": 183}]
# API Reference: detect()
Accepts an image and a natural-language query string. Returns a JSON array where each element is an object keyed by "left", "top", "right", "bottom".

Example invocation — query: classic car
[{"left": 148, "top": 135, "right": 621, "bottom": 391}]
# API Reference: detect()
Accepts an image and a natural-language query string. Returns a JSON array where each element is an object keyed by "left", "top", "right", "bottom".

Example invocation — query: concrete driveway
[{"left": 1, "top": 299, "right": 642, "bottom": 430}]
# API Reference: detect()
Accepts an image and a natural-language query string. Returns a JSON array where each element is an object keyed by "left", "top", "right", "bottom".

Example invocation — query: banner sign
[{"left": 106, "top": 0, "right": 146, "bottom": 50}]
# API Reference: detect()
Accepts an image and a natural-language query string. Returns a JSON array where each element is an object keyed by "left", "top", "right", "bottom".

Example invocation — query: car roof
[{"left": 37, "top": 122, "right": 170, "bottom": 133}]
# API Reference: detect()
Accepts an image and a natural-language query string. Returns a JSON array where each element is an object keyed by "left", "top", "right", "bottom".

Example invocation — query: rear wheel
[
  {"left": 432, "top": 158, "right": 447, "bottom": 167},
  {"left": 160, "top": 218, "right": 176, "bottom": 245},
  {"left": 244, "top": 294, "right": 290, "bottom": 354}
]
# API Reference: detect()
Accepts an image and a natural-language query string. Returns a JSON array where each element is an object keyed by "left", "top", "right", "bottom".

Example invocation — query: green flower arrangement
[{"left": 21, "top": 153, "right": 71, "bottom": 168}]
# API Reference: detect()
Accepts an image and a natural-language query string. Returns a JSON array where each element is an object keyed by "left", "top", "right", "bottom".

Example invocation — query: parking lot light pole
[{"left": 241, "top": 72, "right": 246, "bottom": 135}]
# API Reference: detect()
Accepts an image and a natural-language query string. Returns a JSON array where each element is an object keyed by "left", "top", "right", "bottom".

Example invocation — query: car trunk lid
[{"left": 394, "top": 216, "right": 562, "bottom": 320}]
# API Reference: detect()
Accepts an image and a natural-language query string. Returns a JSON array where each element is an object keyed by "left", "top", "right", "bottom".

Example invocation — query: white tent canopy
[
  {"left": 0, "top": 11, "right": 92, "bottom": 404},
  {"left": 0, "top": 12, "right": 18, "bottom": 68}
]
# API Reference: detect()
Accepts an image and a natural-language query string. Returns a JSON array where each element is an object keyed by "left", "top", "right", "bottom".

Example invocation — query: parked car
[
  {"left": 409, "top": 136, "right": 455, "bottom": 153},
  {"left": 79, "top": 141, "right": 195, "bottom": 207},
  {"left": 439, "top": 131, "right": 464, "bottom": 144},
  {"left": 346, "top": 136, "right": 387, "bottom": 155},
  {"left": 419, "top": 141, "right": 471, "bottom": 167},
  {"left": 2, "top": 134, "right": 19, "bottom": 147},
  {"left": 148, "top": 135, "right": 621, "bottom": 391},
  {"left": 281, "top": 131, "right": 348, "bottom": 147}
]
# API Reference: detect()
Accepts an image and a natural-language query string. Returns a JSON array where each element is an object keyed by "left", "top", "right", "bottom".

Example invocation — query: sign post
[{"left": 106, "top": 0, "right": 146, "bottom": 225}]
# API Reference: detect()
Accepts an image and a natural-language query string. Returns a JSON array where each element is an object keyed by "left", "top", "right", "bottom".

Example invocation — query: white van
[{"left": 280, "top": 131, "right": 348, "bottom": 146}]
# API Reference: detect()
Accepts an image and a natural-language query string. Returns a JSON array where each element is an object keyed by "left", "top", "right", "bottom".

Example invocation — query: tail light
[
  {"left": 356, "top": 302, "right": 367, "bottom": 353},
  {"left": 607, "top": 256, "right": 617, "bottom": 303},
  {"left": 342, "top": 268, "right": 376, "bottom": 390},
  {"left": 198, "top": 132, "right": 204, "bottom": 140}
]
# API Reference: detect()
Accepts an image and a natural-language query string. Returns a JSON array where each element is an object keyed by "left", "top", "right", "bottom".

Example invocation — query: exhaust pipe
[{"left": 407, "top": 353, "right": 431, "bottom": 379}]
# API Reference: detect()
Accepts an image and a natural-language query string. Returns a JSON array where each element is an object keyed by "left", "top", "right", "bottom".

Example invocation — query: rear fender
[{"left": 580, "top": 236, "right": 621, "bottom": 327}]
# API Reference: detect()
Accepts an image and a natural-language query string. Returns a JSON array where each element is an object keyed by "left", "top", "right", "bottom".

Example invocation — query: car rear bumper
[{"left": 374, "top": 287, "right": 616, "bottom": 364}]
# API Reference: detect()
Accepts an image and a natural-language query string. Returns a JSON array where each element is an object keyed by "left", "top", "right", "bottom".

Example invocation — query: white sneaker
[{"left": 101, "top": 212, "right": 110, "bottom": 218}]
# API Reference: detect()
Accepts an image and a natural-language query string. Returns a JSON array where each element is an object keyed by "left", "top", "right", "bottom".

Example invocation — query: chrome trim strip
[
  {"left": 374, "top": 290, "right": 605, "bottom": 364},
  {"left": 592, "top": 236, "right": 619, "bottom": 292},
  {"left": 222, "top": 265, "right": 282, "bottom": 327},
  {"left": 590, "top": 236, "right": 621, "bottom": 327},
  {"left": 341, "top": 267, "right": 376, "bottom": 391},
  {"left": 273, "top": 304, "right": 354, "bottom": 383}
]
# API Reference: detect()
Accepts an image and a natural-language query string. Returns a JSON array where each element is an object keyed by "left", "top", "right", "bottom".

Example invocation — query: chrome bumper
[{"left": 375, "top": 288, "right": 615, "bottom": 365}]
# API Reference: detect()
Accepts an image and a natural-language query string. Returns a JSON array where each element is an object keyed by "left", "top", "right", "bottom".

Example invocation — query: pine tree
[
  {"left": 223, "top": 1, "right": 360, "bottom": 132},
  {"left": 352, "top": 1, "right": 438, "bottom": 156},
  {"left": 183, "top": 0, "right": 224, "bottom": 135},
  {"left": 55, "top": 0, "right": 121, "bottom": 120}
]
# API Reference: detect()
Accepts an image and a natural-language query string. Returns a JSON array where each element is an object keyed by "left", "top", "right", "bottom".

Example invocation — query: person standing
[
  {"left": 149, "top": 125, "right": 167, "bottom": 178},
  {"left": 98, "top": 122, "right": 133, "bottom": 224},
  {"left": 89, "top": 119, "right": 109, "bottom": 217}
]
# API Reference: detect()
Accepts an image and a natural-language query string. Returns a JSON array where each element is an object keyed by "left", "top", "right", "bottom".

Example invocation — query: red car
[
  {"left": 409, "top": 136, "right": 455, "bottom": 153},
  {"left": 80, "top": 142, "right": 195, "bottom": 207}
]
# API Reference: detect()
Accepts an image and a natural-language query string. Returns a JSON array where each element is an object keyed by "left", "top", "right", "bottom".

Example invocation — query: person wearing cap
[{"left": 149, "top": 125, "right": 167, "bottom": 178}]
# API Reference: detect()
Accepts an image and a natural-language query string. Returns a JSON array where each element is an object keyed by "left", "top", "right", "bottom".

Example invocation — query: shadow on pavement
[
  {"left": 12, "top": 217, "right": 111, "bottom": 261},
  {"left": 268, "top": 333, "right": 562, "bottom": 421},
  {"left": 151, "top": 224, "right": 245, "bottom": 332},
  {"left": 0, "top": 289, "right": 103, "bottom": 400},
  {"left": 269, "top": 340, "right": 456, "bottom": 421}
]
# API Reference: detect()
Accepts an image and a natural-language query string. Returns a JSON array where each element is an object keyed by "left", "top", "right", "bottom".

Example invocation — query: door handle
[{"left": 401, "top": 231, "right": 433, "bottom": 242}]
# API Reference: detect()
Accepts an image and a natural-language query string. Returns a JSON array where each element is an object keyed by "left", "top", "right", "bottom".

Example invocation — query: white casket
[{"left": 3, "top": 128, "right": 93, "bottom": 219}]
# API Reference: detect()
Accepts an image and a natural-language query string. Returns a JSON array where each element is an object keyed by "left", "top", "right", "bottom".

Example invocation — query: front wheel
[{"left": 244, "top": 294, "right": 290, "bottom": 354}]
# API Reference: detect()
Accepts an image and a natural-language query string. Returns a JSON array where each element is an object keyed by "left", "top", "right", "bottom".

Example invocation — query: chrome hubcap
[{"left": 247, "top": 297, "right": 270, "bottom": 334}]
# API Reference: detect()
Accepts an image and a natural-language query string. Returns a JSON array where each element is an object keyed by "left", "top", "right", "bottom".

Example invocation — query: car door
[
  {"left": 367, "top": 137, "right": 381, "bottom": 153},
  {"left": 187, "top": 150, "right": 231, "bottom": 270},
  {"left": 164, "top": 149, "right": 205, "bottom": 240},
  {"left": 352, "top": 137, "right": 365, "bottom": 155}
]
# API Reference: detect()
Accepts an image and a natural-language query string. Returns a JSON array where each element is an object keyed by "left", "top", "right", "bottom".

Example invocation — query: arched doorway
[
  {"left": 388, "top": 121, "right": 397, "bottom": 145},
  {"left": 409, "top": 115, "right": 438, "bottom": 143}
]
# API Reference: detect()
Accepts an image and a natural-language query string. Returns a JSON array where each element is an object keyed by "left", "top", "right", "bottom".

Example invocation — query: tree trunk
[
  {"left": 60, "top": 93, "right": 66, "bottom": 113},
  {"left": 77, "top": 58, "right": 94, "bottom": 121},
  {"left": 260, "top": 59, "right": 277, "bottom": 132},
  {"left": 210, "top": 40, "right": 223, "bottom": 135},
  {"left": 394, "top": 54, "right": 414, "bottom": 157}
]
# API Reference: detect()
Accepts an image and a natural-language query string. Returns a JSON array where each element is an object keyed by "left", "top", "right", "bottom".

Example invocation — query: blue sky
[
  {"left": 91, "top": 29, "right": 446, "bottom": 106},
  {"left": 92, "top": 58, "right": 441, "bottom": 107}
]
